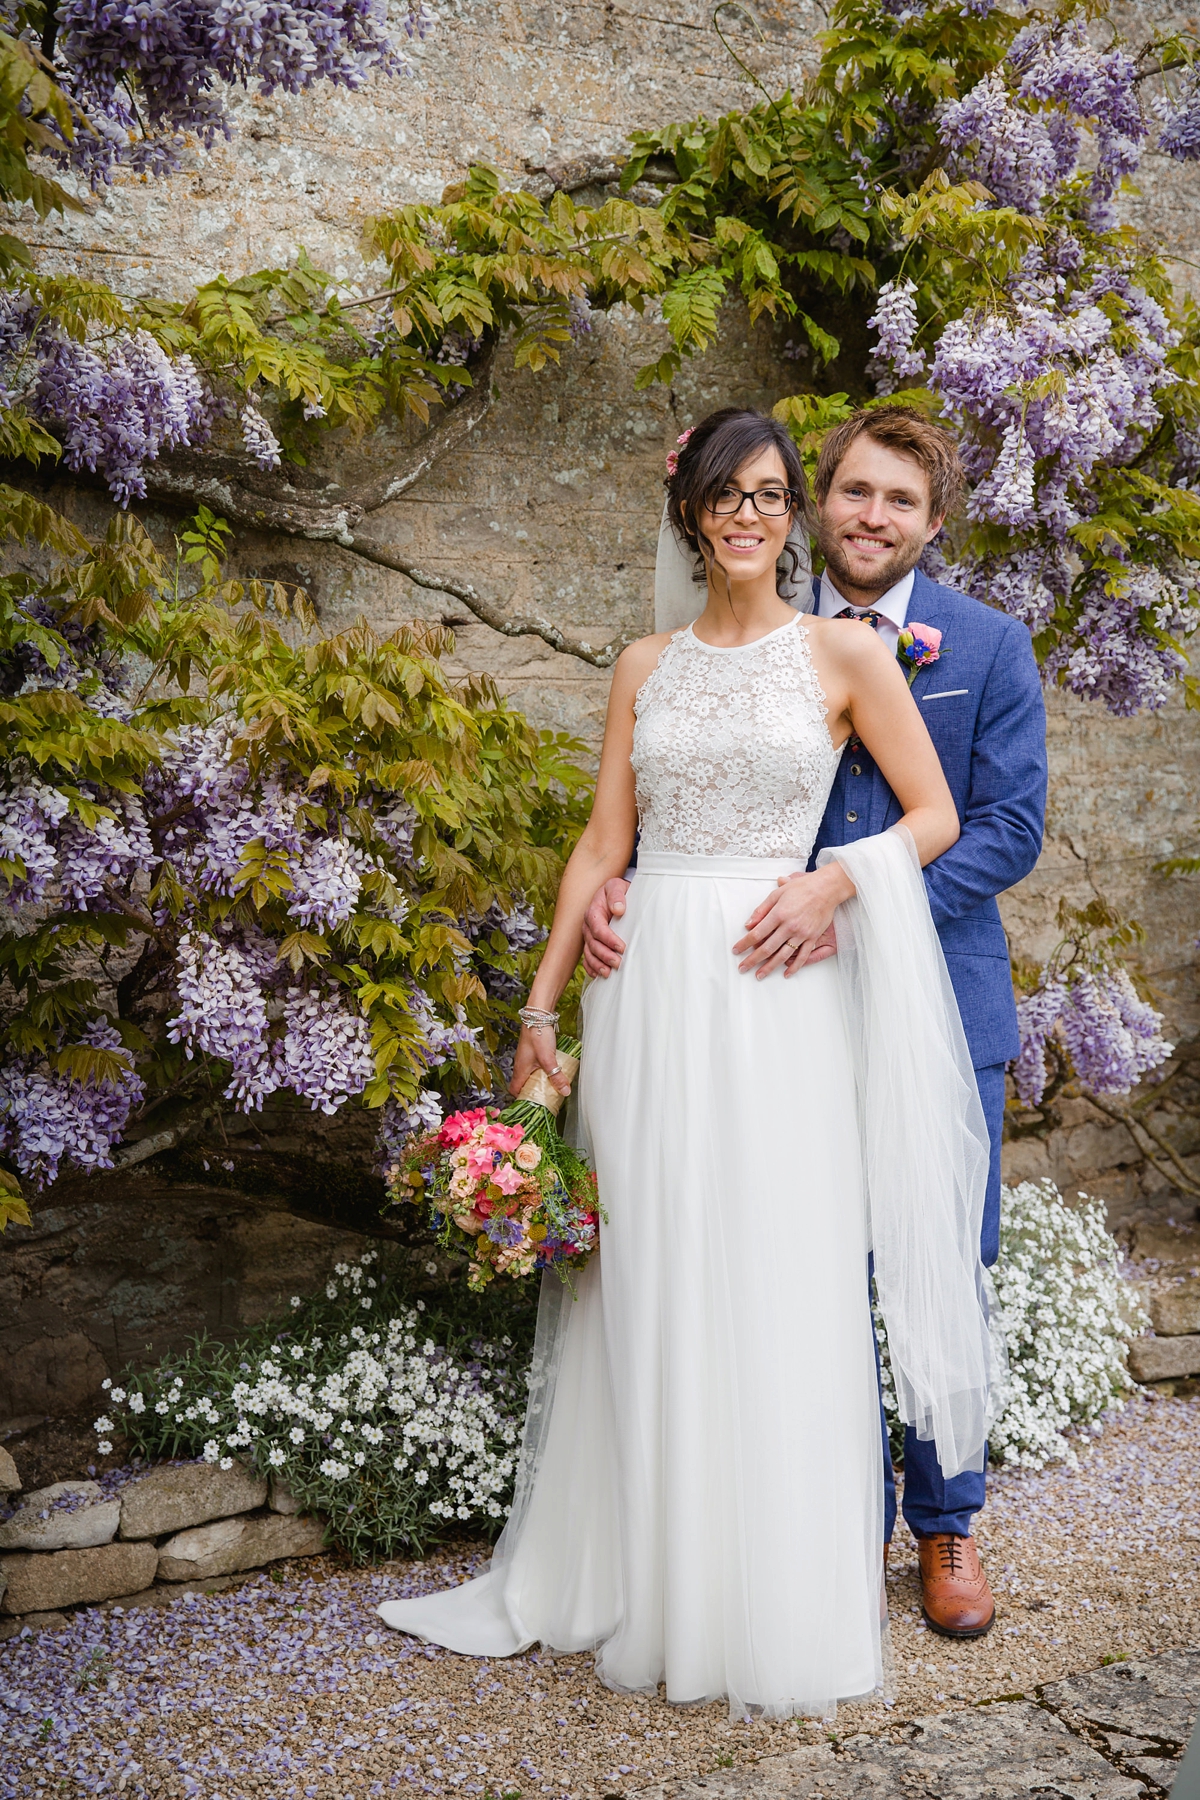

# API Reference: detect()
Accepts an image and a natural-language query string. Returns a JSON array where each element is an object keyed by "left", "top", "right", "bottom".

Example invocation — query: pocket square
[{"left": 921, "top": 689, "right": 969, "bottom": 701}]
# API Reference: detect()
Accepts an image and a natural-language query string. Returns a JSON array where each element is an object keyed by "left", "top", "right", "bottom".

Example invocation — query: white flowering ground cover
[
  {"left": 878, "top": 1181, "right": 1146, "bottom": 1468},
  {"left": 3, "top": 1393, "right": 1199, "bottom": 1800},
  {"left": 96, "top": 1252, "right": 534, "bottom": 1560},
  {"left": 102, "top": 1183, "right": 1144, "bottom": 1567}
]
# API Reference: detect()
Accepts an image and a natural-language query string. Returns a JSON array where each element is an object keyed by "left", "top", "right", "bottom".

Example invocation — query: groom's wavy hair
[
  {"left": 666, "top": 407, "right": 814, "bottom": 590},
  {"left": 813, "top": 406, "right": 965, "bottom": 521}
]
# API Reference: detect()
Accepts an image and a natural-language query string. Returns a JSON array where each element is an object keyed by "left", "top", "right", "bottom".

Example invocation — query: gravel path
[{"left": 3, "top": 1391, "right": 1197, "bottom": 1799}]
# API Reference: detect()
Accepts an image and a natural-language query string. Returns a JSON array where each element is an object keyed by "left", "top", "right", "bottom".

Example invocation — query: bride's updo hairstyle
[{"left": 665, "top": 407, "right": 813, "bottom": 591}]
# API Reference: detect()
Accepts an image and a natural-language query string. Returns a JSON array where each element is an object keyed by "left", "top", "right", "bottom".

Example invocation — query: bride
[{"left": 378, "top": 407, "right": 994, "bottom": 1720}]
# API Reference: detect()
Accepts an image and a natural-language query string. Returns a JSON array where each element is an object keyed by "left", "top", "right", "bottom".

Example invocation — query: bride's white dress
[{"left": 378, "top": 614, "right": 993, "bottom": 1720}]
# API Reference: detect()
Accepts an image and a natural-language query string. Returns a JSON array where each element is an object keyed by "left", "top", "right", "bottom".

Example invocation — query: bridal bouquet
[{"left": 385, "top": 1038, "right": 600, "bottom": 1290}]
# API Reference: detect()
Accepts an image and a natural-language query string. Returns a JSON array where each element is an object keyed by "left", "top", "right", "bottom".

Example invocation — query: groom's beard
[{"left": 817, "top": 523, "right": 925, "bottom": 602}]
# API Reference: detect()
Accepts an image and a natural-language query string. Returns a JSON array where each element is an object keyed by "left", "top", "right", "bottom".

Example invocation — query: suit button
[
  {"left": 850, "top": 763, "right": 862, "bottom": 776},
  {"left": 846, "top": 810, "right": 858, "bottom": 822}
]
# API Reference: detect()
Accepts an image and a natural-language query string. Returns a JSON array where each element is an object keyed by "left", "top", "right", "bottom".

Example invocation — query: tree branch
[
  {"left": 140, "top": 341, "right": 498, "bottom": 540},
  {"left": 113, "top": 1123, "right": 191, "bottom": 1168},
  {"left": 100, "top": 881, "right": 172, "bottom": 950},
  {"left": 344, "top": 540, "right": 631, "bottom": 667},
  {"left": 1085, "top": 1092, "right": 1200, "bottom": 1199},
  {"left": 136, "top": 337, "right": 631, "bottom": 666}
]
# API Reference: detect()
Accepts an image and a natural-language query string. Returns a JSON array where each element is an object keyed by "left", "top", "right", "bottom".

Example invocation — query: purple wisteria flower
[
  {"left": 240, "top": 401, "right": 282, "bottom": 470},
  {"left": 939, "top": 22, "right": 1146, "bottom": 225},
  {"left": 0, "top": 779, "right": 71, "bottom": 907},
  {"left": 0, "top": 1020, "right": 145, "bottom": 1185},
  {"left": 1014, "top": 966, "right": 1172, "bottom": 1107},
  {"left": 36, "top": 328, "right": 212, "bottom": 505},
  {"left": 1158, "top": 67, "right": 1200, "bottom": 160},
  {"left": 56, "top": 793, "right": 153, "bottom": 909},
  {"left": 866, "top": 278, "right": 926, "bottom": 393},
  {"left": 377, "top": 1088, "right": 445, "bottom": 1168},
  {"left": 275, "top": 984, "right": 376, "bottom": 1114},
  {"left": 168, "top": 929, "right": 280, "bottom": 1108},
  {"left": 52, "top": 0, "right": 431, "bottom": 181}
]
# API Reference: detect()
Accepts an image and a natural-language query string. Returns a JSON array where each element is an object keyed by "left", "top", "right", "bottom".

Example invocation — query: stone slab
[
  {"left": 0, "top": 1541, "right": 157, "bottom": 1614},
  {"left": 1128, "top": 1336, "right": 1200, "bottom": 1382},
  {"left": 118, "top": 1460, "right": 267, "bottom": 1540},
  {"left": 1044, "top": 1649, "right": 1200, "bottom": 1793},
  {"left": 629, "top": 1703, "right": 1142, "bottom": 1799},
  {"left": 1151, "top": 1281, "right": 1200, "bottom": 1337},
  {"left": 1131, "top": 1225, "right": 1200, "bottom": 1271},
  {"left": 0, "top": 1481, "right": 119, "bottom": 1551},
  {"left": 268, "top": 1474, "right": 301, "bottom": 1514},
  {"left": 0, "top": 1448, "right": 19, "bottom": 1493},
  {"left": 156, "top": 1510, "right": 324, "bottom": 1581}
]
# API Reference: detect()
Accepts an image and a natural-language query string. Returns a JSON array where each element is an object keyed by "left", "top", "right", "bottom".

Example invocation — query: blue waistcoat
[{"left": 809, "top": 569, "right": 1048, "bottom": 1069}]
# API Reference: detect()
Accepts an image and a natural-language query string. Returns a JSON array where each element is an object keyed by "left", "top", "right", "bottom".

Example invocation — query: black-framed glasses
[{"left": 707, "top": 484, "right": 798, "bottom": 516}]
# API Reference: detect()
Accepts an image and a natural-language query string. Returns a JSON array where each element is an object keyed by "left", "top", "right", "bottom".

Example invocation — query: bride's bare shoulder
[
  {"left": 805, "top": 612, "right": 892, "bottom": 670},
  {"left": 612, "top": 629, "right": 683, "bottom": 688}
]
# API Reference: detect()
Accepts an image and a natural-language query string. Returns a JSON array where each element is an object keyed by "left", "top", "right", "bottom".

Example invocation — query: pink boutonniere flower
[
  {"left": 897, "top": 622, "right": 943, "bottom": 687},
  {"left": 665, "top": 427, "right": 693, "bottom": 477}
]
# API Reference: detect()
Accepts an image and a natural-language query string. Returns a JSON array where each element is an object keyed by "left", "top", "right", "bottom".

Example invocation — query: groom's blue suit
[{"left": 808, "top": 568, "right": 1048, "bottom": 1540}]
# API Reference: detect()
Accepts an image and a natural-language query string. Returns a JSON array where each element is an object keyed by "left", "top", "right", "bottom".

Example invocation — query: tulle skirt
[{"left": 379, "top": 851, "right": 885, "bottom": 1719}]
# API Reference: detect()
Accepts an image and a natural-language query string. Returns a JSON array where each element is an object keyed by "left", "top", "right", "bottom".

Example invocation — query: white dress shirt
[{"left": 816, "top": 568, "right": 914, "bottom": 654}]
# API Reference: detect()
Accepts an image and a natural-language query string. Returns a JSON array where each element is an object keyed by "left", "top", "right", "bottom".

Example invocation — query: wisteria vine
[
  {"left": 1008, "top": 902, "right": 1174, "bottom": 1113},
  {"left": 858, "top": 7, "right": 1200, "bottom": 716},
  {"left": 0, "top": 516, "right": 575, "bottom": 1190},
  {"left": 40, "top": 0, "right": 435, "bottom": 183}
]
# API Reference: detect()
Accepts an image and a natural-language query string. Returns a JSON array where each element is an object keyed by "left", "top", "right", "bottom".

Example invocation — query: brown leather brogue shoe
[{"left": 917, "top": 1533, "right": 995, "bottom": 1639}]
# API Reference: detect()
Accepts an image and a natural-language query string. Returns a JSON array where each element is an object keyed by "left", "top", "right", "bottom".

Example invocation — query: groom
[{"left": 582, "top": 405, "right": 1048, "bottom": 1641}]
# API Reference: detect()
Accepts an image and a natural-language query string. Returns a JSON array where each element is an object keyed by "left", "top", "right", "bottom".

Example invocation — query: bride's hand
[
  {"left": 509, "top": 1024, "right": 572, "bottom": 1099},
  {"left": 732, "top": 865, "right": 855, "bottom": 979}
]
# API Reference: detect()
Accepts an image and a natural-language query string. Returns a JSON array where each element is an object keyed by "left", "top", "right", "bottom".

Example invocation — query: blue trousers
[{"left": 881, "top": 1061, "right": 1005, "bottom": 1542}]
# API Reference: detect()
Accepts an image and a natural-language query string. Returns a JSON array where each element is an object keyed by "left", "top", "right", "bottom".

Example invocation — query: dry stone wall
[
  {"left": 0, "top": 1458, "right": 324, "bottom": 1629},
  {"left": 3, "top": 0, "right": 1200, "bottom": 1430}
]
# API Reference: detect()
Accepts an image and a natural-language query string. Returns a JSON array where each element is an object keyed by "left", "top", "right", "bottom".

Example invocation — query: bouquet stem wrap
[
  {"left": 817, "top": 826, "right": 994, "bottom": 1479},
  {"left": 511, "top": 1051, "right": 580, "bottom": 1116}
]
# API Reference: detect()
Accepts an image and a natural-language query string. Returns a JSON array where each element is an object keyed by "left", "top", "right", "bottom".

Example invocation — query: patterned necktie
[{"left": 834, "top": 605, "right": 883, "bottom": 629}]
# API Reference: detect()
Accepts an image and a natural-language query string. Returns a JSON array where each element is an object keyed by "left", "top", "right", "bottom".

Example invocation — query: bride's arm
[
  {"left": 734, "top": 623, "right": 959, "bottom": 977},
  {"left": 510, "top": 635, "right": 666, "bottom": 1096}
]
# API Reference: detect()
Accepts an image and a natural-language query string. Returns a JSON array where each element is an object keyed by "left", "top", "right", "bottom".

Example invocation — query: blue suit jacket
[{"left": 810, "top": 570, "right": 1046, "bottom": 1069}]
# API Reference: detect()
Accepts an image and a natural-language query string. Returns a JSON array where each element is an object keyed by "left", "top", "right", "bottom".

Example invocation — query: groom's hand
[
  {"left": 733, "top": 867, "right": 853, "bottom": 978},
  {"left": 582, "top": 877, "right": 630, "bottom": 978},
  {"left": 803, "top": 923, "right": 838, "bottom": 967}
]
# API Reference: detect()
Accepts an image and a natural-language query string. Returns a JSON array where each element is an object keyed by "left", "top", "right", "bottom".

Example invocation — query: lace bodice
[{"left": 632, "top": 615, "right": 842, "bottom": 859}]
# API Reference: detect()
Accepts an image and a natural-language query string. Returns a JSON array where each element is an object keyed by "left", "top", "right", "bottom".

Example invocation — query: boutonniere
[{"left": 897, "top": 622, "right": 944, "bottom": 688}]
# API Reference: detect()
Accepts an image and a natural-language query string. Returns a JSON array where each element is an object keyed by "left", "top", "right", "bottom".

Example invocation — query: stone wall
[{"left": 3, "top": 0, "right": 1200, "bottom": 1434}]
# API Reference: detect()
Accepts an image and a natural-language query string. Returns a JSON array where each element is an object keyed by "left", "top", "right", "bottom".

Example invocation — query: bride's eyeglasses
[{"left": 707, "top": 485, "right": 798, "bottom": 516}]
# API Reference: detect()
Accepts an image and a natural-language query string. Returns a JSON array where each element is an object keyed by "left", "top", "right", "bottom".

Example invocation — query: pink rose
[
  {"left": 515, "top": 1141, "right": 542, "bottom": 1170},
  {"left": 896, "top": 622, "right": 944, "bottom": 686}
]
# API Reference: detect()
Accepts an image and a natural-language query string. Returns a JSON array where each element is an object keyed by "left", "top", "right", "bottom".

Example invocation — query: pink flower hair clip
[{"left": 665, "top": 427, "right": 693, "bottom": 477}]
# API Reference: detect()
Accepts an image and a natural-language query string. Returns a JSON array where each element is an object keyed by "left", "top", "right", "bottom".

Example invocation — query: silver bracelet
[{"left": 519, "top": 1004, "right": 560, "bottom": 1032}]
